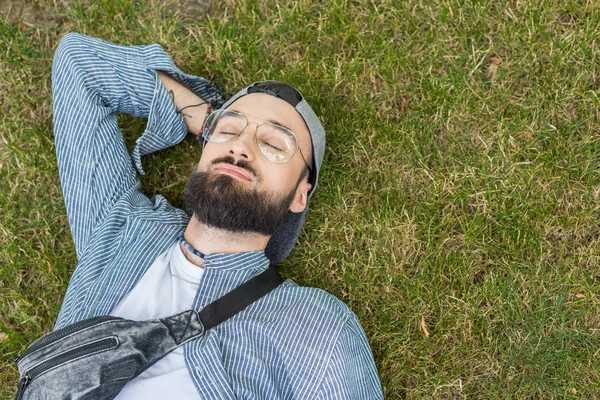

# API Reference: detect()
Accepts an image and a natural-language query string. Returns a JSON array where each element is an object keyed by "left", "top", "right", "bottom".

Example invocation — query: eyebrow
[
  {"left": 267, "top": 119, "right": 293, "bottom": 132},
  {"left": 228, "top": 109, "right": 294, "bottom": 132}
]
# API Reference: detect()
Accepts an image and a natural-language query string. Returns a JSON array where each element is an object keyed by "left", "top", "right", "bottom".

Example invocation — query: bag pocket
[
  {"left": 15, "top": 316, "right": 121, "bottom": 365},
  {"left": 15, "top": 336, "right": 119, "bottom": 400}
]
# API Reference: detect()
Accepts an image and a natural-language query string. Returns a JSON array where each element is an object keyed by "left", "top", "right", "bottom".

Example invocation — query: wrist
[
  {"left": 157, "top": 71, "right": 209, "bottom": 135},
  {"left": 178, "top": 101, "right": 210, "bottom": 136}
]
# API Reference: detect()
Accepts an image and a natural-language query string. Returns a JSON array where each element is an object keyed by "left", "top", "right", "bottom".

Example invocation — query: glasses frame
[{"left": 201, "top": 109, "right": 313, "bottom": 175}]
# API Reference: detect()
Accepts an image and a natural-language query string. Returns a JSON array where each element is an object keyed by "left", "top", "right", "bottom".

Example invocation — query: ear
[{"left": 289, "top": 180, "right": 312, "bottom": 213}]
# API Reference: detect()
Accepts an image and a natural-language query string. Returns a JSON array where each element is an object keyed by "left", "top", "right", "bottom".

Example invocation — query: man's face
[{"left": 185, "top": 93, "right": 313, "bottom": 236}]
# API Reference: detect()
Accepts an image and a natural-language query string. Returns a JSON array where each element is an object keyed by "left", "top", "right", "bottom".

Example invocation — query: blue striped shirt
[{"left": 52, "top": 33, "right": 383, "bottom": 399}]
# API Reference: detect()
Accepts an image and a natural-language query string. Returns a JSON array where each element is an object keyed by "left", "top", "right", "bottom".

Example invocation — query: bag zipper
[
  {"left": 17, "top": 316, "right": 121, "bottom": 362},
  {"left": 15, "top": 337, "right": 118, "bottom": 399},
  {"left": 15, "top": 374, "right": 30, "bottom": 400}
]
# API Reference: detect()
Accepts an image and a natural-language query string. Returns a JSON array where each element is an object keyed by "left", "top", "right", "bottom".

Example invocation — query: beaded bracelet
[{"left": 196, "top": 103, "right": 212, "bottom": 143}]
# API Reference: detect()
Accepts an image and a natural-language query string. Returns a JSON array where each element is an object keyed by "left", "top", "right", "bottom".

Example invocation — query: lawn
[{"left": 1, "top": 0, "right": 600, "bottom": 398}]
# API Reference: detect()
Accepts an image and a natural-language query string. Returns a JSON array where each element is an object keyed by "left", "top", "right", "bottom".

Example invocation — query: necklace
[{"left": 177, "top": 233, "right": 205, "bottom": 260}]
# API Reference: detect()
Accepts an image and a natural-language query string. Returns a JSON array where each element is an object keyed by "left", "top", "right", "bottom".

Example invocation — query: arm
[
  {"left": 316, "top": 314, "right": 384, "bottom": 399},
  {"left": 157, "top": 72, "right": 210, "bottom": 136},
  {"left": 52, "top": 33, "right": 222, "bottom": 258}
]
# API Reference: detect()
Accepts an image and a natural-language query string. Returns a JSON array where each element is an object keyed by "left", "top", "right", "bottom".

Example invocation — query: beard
[{"left": 185, "top": 157, "right": 297, "bottom": 236}]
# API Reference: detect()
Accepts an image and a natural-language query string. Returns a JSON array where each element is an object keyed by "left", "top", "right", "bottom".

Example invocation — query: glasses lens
[
  {"left": 256, "top": 124, "right": 297, "bottom": 164},
  {"left": 205, "top": 110, "right": 246, "bottom": 143}
]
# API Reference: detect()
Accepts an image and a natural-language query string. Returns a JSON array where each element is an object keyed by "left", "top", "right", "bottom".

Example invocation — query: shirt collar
[
  {"left": 189, "top": 246, "right": 273, "bottom": 310},
  {"left": 203, "top": 249, "right": 270, "bottom": 272}
]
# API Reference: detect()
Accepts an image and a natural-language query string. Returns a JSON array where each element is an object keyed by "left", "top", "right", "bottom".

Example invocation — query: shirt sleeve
[
  {"left": 52, "top": 33, "right": 223, "bottom": 259},
  {"left": 316, "top": 313, "right": 384, "bottom": 399}
]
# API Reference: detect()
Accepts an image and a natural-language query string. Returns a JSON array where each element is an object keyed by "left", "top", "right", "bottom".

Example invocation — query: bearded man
[{"left": 20, "top": 33, "right": 383, "bottom": 399}]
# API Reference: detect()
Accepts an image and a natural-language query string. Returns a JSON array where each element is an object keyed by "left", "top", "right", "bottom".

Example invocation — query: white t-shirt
[{"left": 111, "top": 241, "right": 203, "bottom": 399}]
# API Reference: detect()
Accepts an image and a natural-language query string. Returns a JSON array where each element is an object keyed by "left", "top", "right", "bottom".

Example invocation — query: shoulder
[
  {"left": 229, "top": 278, "right": 363, "bottom": 369},
  {"left": 246, "top": 278, "right": 358, "bottom": 342},
  {"left": 277, "top": 279, "right": 355, "bottom": 320}
]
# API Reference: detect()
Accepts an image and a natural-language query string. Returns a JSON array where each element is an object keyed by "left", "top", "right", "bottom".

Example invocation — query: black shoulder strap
[{"left": 199, "top": 265, "right": 284, "bottom": 331}]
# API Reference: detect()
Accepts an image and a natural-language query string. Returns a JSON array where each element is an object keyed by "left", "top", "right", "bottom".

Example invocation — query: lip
[{"left": 213, "top": 164, "right": 253, "bottom": 181}]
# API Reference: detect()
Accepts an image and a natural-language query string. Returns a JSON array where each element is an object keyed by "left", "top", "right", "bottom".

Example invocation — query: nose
[{"left": 227, "top": 123, "right": 258, "bottom": 161}]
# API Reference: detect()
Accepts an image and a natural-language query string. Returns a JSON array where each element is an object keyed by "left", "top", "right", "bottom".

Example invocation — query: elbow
[{"left": 52, "top": 32, "right": 89, "bottom": 81}]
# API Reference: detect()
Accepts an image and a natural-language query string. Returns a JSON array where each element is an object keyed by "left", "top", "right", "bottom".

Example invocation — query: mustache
[{"left": 210, "top": 156, "right": 258, "bottom": 179}]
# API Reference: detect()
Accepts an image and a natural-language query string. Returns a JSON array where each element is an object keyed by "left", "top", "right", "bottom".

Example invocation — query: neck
[{"left": 180, "top": 218, "right": 270, "bottom": 268}]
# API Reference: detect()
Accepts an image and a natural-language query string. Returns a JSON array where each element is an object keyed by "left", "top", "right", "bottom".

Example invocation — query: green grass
[{"left": 2, "top": 0, "right": 600, "bottom": 398}]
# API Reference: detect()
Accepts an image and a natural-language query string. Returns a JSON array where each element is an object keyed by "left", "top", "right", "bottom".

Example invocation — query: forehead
[{"left": 226, "top": 93, "right": 312, "bottom": 151}]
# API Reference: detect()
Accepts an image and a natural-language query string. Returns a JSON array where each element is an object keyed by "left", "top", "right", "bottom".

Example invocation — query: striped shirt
[{"left": 52, "top": 32, "right": 383, "bottom": 399}]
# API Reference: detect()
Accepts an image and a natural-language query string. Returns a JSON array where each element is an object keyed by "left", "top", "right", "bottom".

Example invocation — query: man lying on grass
[{"left": 15, "top": 33, "right": 383, "bottom": 399}]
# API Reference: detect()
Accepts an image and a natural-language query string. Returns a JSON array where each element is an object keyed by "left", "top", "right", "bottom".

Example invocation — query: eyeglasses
[{"left": 201, "top": 109, "right": 312, "bottom": 174}]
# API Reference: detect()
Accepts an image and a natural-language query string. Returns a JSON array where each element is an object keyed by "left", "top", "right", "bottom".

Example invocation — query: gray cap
[{"left": 218, "top": 81, "right": 326, "bottom": 265}]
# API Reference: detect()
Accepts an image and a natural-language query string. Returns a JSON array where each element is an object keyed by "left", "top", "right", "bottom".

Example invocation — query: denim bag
[{"left": 14, "top": 266, "right": 284, "bottom": 400}]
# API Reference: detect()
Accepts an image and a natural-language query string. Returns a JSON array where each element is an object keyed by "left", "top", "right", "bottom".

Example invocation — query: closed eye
[{"left": 264, "top": 142, "right": 285, "bottom": 152}]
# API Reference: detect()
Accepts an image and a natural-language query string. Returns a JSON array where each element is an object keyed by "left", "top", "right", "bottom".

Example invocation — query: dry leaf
[
  {"left": 575, "top": 293, "right": 585, "bottom": 299},
  {"left": 489, "top": 56, "right": 503, "bottom": 66},
  {"left": 420, "top": 315, "right": 430, "bottom": 337},
  {"left": 486, "top": 57, "right": 503, "bottom": 81},
  {"left": 46, "top": 260, "right": 53, "bottom": 272},
  {"left": 18, "top": 22, "right": 30, "bottom": 31},
  {"left": 0, "top": 332, "right": 7, "bottom": 343}
]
